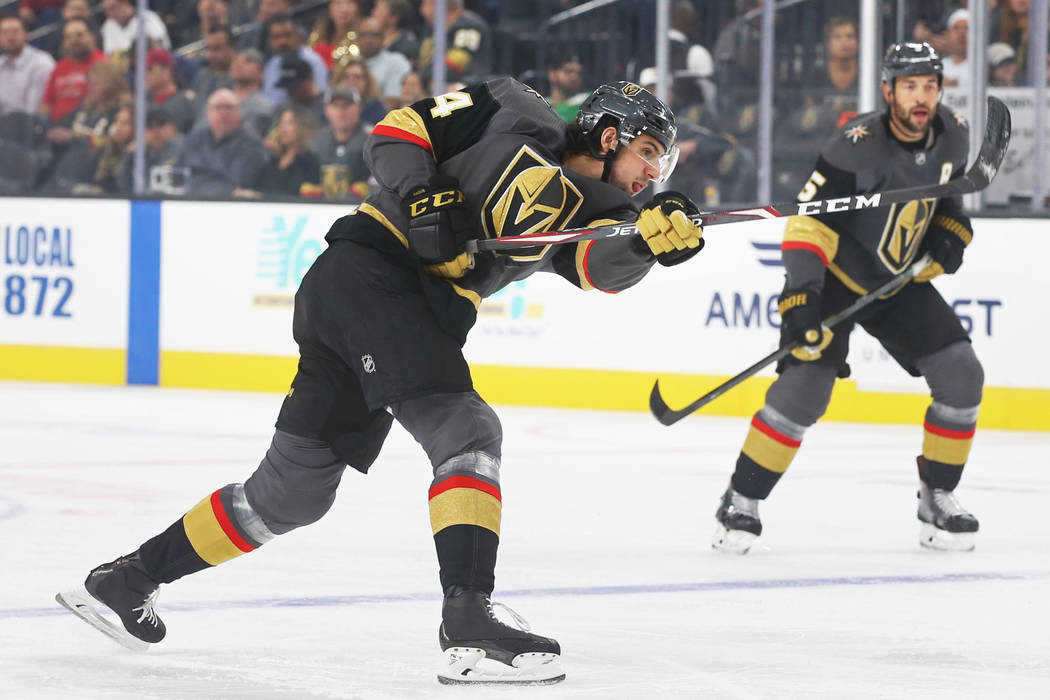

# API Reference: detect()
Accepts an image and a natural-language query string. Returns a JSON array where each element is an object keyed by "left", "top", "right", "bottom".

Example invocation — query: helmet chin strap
[{"left": 600, "top": 145, "right": 619, "bottom": 183}]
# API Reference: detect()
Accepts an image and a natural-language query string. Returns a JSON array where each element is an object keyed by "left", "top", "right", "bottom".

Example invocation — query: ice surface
[{"left": 2, "top": 381, "right": 1048, "bottom": 699}]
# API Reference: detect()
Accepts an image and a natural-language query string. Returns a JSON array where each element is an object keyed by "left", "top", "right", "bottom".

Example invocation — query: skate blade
[
  {"left": 437, "top": 647, "right": 565, "bottom": 685},
  {"left": 712, "top": 523, "right": 757, "bottom": 554},
  {"left": 919, "top": 523, "right": 976, "bottom": 551},
  {"left": 55, "top": 587, "right": 151, "bottom": 652}
]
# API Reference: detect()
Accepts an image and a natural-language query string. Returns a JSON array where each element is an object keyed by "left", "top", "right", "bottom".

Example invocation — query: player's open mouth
[
  {"left": 912, "top": 108, "right": 929, "bottom": 119},
  {"left": 632, "top": 181, "right": 644, "bottom": 194}
]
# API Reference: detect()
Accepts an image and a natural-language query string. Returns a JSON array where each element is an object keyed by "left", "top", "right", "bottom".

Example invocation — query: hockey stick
[
  {"left": 465, "top": 96, "right": 1010, "bottom": 254},
  {"left": 648, "top": 253, "right": 933, "bottom": 426}
]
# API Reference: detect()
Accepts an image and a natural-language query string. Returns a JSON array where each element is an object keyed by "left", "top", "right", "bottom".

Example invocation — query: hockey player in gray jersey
[
  {"left": 55, "top": 79, "right": 705, "bottom": 685},
  {"left": 713, "top": 42, "right": 982, "bottom": 554}
]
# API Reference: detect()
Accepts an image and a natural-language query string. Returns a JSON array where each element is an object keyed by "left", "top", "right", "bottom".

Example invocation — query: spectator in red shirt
[{"left": 39, "top": 18, "right": 105, "bottom": 122}]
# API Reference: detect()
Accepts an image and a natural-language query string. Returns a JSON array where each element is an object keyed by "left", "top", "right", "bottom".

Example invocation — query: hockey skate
[
  {"left": 712, "top": 486, "right": 762, "bottom": 554},
  {"left": 437, "top": 586, "right": 564, "bottom": 685},
  {"left": 55, "top": 552, "right": 165, "bottom": 651},
  {"left": 917, "top": 481, "right": 979, "bottom": 551}
]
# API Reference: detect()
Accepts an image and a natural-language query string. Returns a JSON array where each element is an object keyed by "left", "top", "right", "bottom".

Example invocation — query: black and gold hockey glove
[
  {"left": 403, "top": 175, "right": 474, "bottom": 278},
  {"left": 636, "top": 191, "right": 705, "bottom": 267},
  {"left": 779, "top": 287, "right": 833, "bottom": 361},
  {"left": 914, "top": 213, "right": 972, "bottom": 283}
]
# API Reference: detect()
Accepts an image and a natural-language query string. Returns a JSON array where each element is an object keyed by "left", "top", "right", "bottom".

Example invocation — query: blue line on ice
[{"left": 6, "top": 570, "right": 1049, "bottom": 620}]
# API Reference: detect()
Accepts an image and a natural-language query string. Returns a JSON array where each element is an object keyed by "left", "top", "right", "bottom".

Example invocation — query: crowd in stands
[{"left": 0, "top": 0, "right": 1047, "bottom": 204}]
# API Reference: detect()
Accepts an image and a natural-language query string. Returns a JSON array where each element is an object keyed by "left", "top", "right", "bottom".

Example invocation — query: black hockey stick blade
[
  {"left": 466, "top": 97, "right": 1011, "bottom": 254},
  {"left": 649, "top": 254, "right": 933, "bottom": 426}
]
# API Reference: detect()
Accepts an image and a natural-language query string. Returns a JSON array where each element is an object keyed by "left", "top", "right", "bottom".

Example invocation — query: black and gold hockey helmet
[
  {"left": 882, "top": 42, "right": 944, "bottom": 86},
  {"left": 577, "top": 80, "right": 679, "bottom": 182}
]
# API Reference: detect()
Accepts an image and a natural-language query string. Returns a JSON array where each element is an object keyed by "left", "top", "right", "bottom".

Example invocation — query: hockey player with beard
[
  {"left": 713, "top": 42, "right": 981, "bottom": 554},
  {"left": 56, "top": 79, "right": 704, "bottom": 685}
]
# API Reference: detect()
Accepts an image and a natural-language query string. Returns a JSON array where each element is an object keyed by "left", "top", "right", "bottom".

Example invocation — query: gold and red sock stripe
[
  {"left": 740, "top": 415, "right": 802, "bottom": 474},
  {"left": 183, "top": 490, "right": 258, "bottom": 566},
  {"left": 922, "top": 420, "right": 975, "bottom": 466},
  {"left": 428, "top": 474, "right": 502, "bottom": 536}
]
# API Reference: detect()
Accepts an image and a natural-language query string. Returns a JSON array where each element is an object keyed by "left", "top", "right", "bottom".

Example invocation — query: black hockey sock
[
  {"left": 139, "top": 485, "right": 264, "bottom": 584},
  {"left": 917, "top": 456, "right": 965, "bottom": 491},
  {"left": 434, "top": 524, "right": 498, "bottom": 594},
  {"left": 730, "top": 414, "right": 802, "bottom": 499}
]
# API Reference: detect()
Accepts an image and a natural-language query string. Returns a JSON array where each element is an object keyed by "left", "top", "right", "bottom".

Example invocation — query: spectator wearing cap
[
  {"left": 0, "top": 16, "right": 56, "bottom": 115},
  {"left": 99, "top": 0, "right": 170, "bottom": 56},
  {"left": 941, "top": 8, "right": 970, "bottom": 87},
  {"left": 545, "top": 51, "right": 586, "bottom": 122},
  {"left": 38, "top": 18, "right": 105, "bottom": 123},
  {"left": 311, "top": 86, "right": 369, "bottom": 197},
  {"left": 190, "top": 26, "right": 236, "bottom": 105},
  {"left": 118, "top": 106, "right": 183, "bottom": 193},
  {"left": 175, "top": 87, "right": 268, "bottom": 196},
  {"left": 256, "top": 107, "right": 321, "bottom": 196},
  {"left": 146, "top": 48, "right": 198, "bottom": 134},
  {"left": 418, "top": 0, "right": 492, "bottom": 81},
  {"left": 270, "top": 53, "right": 325, "bottom": 142},
  {"left": 262, "top": 14, "right": 328, "bottom": 103},
  {"left": 987, "top": 42, "right": 1019, "bottom": 86},
  {"left": 356, "top": 17, "right": 411, "bottom": 110},
  {"left": 371, "top": 0, "right": 419, "bottom": 64}
]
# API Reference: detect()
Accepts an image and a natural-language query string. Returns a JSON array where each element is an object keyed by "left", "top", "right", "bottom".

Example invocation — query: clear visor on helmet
[{"left": 624, "top": 138, "right": 680, "bottom": 184}]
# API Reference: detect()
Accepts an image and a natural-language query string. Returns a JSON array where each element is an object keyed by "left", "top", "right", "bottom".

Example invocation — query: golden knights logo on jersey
[
  {"left": 877, "top": 198, "right": 935, "bottom": 271},
  {"left": 876, "top": 162, "right": 953, "bottom": 272},
  {"left": 481, "top": 145, "right": 583, "bottom": 261}
]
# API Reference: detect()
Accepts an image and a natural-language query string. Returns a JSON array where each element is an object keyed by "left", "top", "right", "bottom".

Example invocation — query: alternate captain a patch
[{"left": 844, "top": 123, "right": 871, "bottom": 144}]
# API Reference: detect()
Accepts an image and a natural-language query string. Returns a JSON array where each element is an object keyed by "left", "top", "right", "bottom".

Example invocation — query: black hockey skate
[
  {"left": 437, "top": 586, "right": 564, "bottom": 685},
  {"left": 917, "top": 480, "right": 979, "bottom": 551},
  {"left": 712, "top": 486, "right": 762, "bottom": 554},
  {"left": 55, "top": 551, "right": 165, "bottom": 651}
]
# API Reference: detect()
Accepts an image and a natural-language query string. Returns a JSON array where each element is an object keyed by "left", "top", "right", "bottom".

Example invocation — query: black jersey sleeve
[{"left": 366, "top": 81, "right": 501, "bottom": 198}]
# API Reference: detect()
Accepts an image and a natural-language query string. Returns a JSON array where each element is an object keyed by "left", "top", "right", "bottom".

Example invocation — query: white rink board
[
  {"left": 159, "top": 200, "right": 349, "bottom": 355},
  {"left": 466, "top": 217, "right": 1050, "bottom": 390},
  {"left": 154, "top": 200, "right": 1050, "bottom": 389},
  {"left": 0, "top": 197, "right": 129, "bottom": 348}
]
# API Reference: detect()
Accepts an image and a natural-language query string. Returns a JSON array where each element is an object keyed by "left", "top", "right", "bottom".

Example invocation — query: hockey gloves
[
  {"left": 779, "top": 287, "right": 833, "bottom": 361},
  {"left": 914, "top": 214, "right": 971, "bottom": 283},
  {"left": 636, "top": 191, "right": 705, "bottom": 267},
  {"left": 403, "top": 175, "right": 474, "bottom": 278}
]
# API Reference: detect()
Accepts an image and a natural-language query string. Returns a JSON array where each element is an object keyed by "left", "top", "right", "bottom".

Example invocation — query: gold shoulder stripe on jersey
[{"left": 783, "top": 215, "right": 840, "bottom": 263}]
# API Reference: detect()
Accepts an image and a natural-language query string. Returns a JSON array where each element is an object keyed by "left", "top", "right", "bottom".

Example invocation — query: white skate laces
[
  {"left": 489, "top": 601, "right": 530, "bottom": 632},
  {"left": 930, "top": 489, "right": 967, "bottom": 516},
  {"left": 133, "top": 588, "right": 161, "bottom": 626}
]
